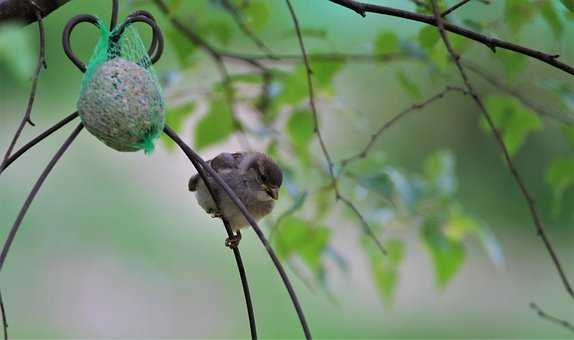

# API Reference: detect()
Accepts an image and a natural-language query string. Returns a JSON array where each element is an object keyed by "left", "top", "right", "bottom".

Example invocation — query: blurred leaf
[
  {"left": 560, "top": 0, "right": 574, "bottom": 12},
  {"left": 276, "top": 67, "right": 308, "bottom": 106},
  {"left": 243, "top": 0, "right": 269, "bottom": 31},
  {"left": 356, "top": 173, "right": 395, "bottom": 203},
  {"left": 275, "top": 217, "right": 331, "bottom": 273},
  {"left": 374, "top": 30, "right": 399, "bottom": 56},
  {"left": 497, "top": 50, "right": 527, "bottom": 80},
  {"left": 428, "top": 43, "right": 449, "bottom": 72},
  {"left": 203, "top": 20, "right": 233, "bottom": 45},
  {"left": 418, "top": 26, "right": 439, "bottom": 51},
  {"left": 424, "top": 150, "right": 456, "bottom": 199},
  {"left": 161, "top": 102, "right": 195, "bottom": 150},
  {"left": 505, "top": 0, "right": 535, "bottom": 34},
  {"left": 312, "top": 60, "right": 344, "bottom": 93},
  {"left": 562, "top": 126, "right": 574, "bottom": 149},
  {"left": 422, "top": 217, "right": 466, "bottom": 288},
  {"left": 364, "top": 238, "right": 404, "bottom": 304},
  {"left": 166, "top": 28, "right": 197, "bottom": 67},
  {"left": 282, "top": 28, "right": 328, "bottom": 39},
  {"left": 396, "top": 69, "right": 421, "bottom": 99},
  {"left": 315, "top": 186, "right": 333, "bottom": 220},
  {"left": 0, "top": 23, "right": 35, "bottom": 83},
  {"left": 195, "top": 96, "right": 234, "bottom": 149},
  {"left": 538, "top": 1, "right": 563, "bottom": 38},
  {"left": 287, "top": 109, "right": 314, "bottom": 165},
  {"left": 482, "top": 95, "right": 542, "bottom": 156},
  {"left": 546, "top": 157, "right": 574, "bottom": 213}
]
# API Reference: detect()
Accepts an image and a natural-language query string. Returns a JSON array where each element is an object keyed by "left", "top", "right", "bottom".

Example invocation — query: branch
[
  {"left": 530, "top": 303, "right": 574, "bottom": 334},
  {"left": 2, "top": 2, "right": 46, "bottom": 165},
  {"left": 441, "top": 0, "right": 490, "bottom": 17},
  {"left": 340, "top": 86, "right": 466, "bottom": 166},
  {"left": 0, "top": 289, "right": 6, "bottom": 340},
  {"left": 0, "top": 111, "right": 79, "bottom": 175},
  {"left": 284, "top": 0, "right": 386, "bottom": 256},
  {"left": 163, "top": 126, "right": 312, "bottom": 339},
  {"left": 0, "top": 0, "right": 72, "bottom": 24},
  {"left": 327, "top": 0, "right": 574, "bottom": 76},
  {"left": 0, "top": 123, "right": 83, "bottom": 272},
  {"left": 429, "top": 0, "right": 574, "bottom": 300}
]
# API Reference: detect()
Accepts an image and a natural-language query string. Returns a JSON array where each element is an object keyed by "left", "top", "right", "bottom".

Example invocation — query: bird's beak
[{"left": 266, "top": 187, "right": 279, "bottom": 200}]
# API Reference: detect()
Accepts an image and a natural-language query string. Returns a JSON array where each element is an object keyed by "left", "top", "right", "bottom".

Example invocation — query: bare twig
[
  {"left": 429, "top": 0, "right": 574, "bottom": 299},
  {"left": 0, "top": 289, "right": 6, "bottom": 340},
  {"left": 441, "top": 0, "right": 490, "bottom": 17},
  {"left": 341, "top": 86, "right": 466, "bottom": 166},
  {"left": 164, "top": 126, "right": 311, "bottom": 339},
  {"left": 0, "top": 111, "right": 79, "bottom": 175},
  {"left": 2, "top": 2, "right": 46, "bottom": 164},
  {"left": 327, "top": 0, "right": 574, "bottom": 76},
  {"left": 284, "top": 0, "right": 386, "bottom": 256},
  {"left": 0, "top": 123, "right": 83, "bottom": 272},
  {"left": 530, "top": 303, "right": 574, "bottom": 334}
]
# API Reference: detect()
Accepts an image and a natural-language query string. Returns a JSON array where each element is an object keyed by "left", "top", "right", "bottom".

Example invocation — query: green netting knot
[{"left": 77, "top": 18, "right": 165, "bottom": 154}]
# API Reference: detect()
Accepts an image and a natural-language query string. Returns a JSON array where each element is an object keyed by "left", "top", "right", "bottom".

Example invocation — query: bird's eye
[{"left": 260, "top": 173, "right": 267, "bottom": 182}]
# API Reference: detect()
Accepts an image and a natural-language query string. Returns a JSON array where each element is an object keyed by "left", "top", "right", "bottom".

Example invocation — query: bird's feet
[
  {"left": 225, "top": 231, "right": 242, "bottom": 249},
  {"left": 207, "top": 208, "right": 223, "bottom": 219}
]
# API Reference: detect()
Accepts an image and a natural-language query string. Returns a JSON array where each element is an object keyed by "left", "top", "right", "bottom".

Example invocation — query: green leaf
[
  {"left": 560, "top": 0, "right": 574, "bottom": 12},
  {"left": 364, "top": 238, "right": 404, "bottom": 304},
  {"left": 418, "top": 26, "right": 439, "bottom": 51},
  {"left": 274, "top": 217, "right": 330, "bottom": 273},
  {"left": 166, "top": 28, "right": 197, "bottom": 67},
  {"left": 424, "top": 150, "right": 456, "bottom": 199},
  {"left": 546, "top": 157, "right": 574, "bottom": 213},
  {"left": 275, "top": 67, "right": 308, "bottom": 106},
  {"left": 374, "top": 31, "right": 400, "bottom": 56},
  {"left": 161, "top": 102, "right": 195, "bottom": 150},
  {"left": 396, "top": 69, "right": 421, "bottom": 99},
  {"left": 243, "top": 0, "right": 269, "bottom": 31},
  {"left": 538, "top": 1, "right": 563, "bottom": 38},
  {"left": 312, "top": 60, "right": 344, "bottom": 93},
  {"left": 505, "top": 0, "right": 535, "bottom": 34},
  {"left": 497, "top": 50, "right": 527, "bottom": 80},
  {"left": 422, "top": 217, "right": 465, "bottom": 288},
  {"left": 195, "top": 96, "right": 234, "bottom": 149},
  {"left": 287, "top": 109, "right": 314, "bottom": 165},
  {"left": 562, "top": 126, "right": 574, "bottom": 149},
  {"left": 482, "top": 95, "right": 542, "bottom": 156}
]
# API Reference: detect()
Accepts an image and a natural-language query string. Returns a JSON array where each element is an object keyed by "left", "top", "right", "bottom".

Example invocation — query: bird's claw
[
  {"left": 225, "top": 232, "right": 242, "bottom": 249},
  {"left": 207, "top": 208, "right": 223, "bottom": 219}
]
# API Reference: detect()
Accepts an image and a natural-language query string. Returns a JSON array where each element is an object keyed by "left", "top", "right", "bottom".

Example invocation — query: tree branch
[
  {"left": 429, "top": 0, "right": 574, "bottom": 300},
  {"left": 530, "top": 303, "right": 574, "bottom": 334},
  {"left": 327, "top": 0, "right": 574, "bottom": 76},
  {"left": 0, "top": 0, "right": 72, "bottom": 24}
]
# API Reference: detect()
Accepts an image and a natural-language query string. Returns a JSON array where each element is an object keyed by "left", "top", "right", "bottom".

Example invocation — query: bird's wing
[
  {"left": 189, "top": 153, "right": 240, "bottom": 191},
  {"left": 188, "top": 174, "right": 200, "bottom": 191}
]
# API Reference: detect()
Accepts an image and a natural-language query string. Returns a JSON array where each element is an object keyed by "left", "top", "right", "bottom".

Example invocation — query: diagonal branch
[
  {"left": 0, "top": 123, "right": 83, "bottom": 272},
  {"left": 429, "top": 0, "right": 574, "bottom": 300},
  {"left": 0, "top": 0, "right": 72, "bottom": 24},
  {"left": 327, "top": 0, "right": 574, "bottom": 76},
  {"left": 164, "top": 126, "right": 311, "bottom": 339},
  {"left": 0, "top": 289, "right": 6, "bottom": 340},
  {"left": 284, "top": 0, "right": 386, "bottom": 256},
  {"left": 530, "top": 303, "right": 574, "bottom": 334},
  {"left": 2, "top": 2, "right": 46, "bottom": 164}
]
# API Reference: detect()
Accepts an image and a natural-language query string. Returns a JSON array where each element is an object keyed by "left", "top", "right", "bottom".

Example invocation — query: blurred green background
[{"left": 1, "top": 0, "right": 573, "bottom": 338}]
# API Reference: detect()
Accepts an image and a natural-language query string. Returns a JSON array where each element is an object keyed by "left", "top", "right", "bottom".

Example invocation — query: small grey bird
[{"left": 189, "top": 152, "right": 283, "bottom": 247}]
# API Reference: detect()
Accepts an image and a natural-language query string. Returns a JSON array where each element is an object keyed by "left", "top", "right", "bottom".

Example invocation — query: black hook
[{"left": 62, "top": 14, "right": 100, "bottom": 73}]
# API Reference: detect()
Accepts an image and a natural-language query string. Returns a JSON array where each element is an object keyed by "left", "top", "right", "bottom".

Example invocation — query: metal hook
[
  {"left": 62, "top": 14, "right": 100, "bottom": 73},
  {"left": 112, "top": 14, "right": 164, "bottom": 65}
]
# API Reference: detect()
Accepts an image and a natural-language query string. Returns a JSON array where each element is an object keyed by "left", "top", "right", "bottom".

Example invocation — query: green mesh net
[{"left": 77, "top": 18, "right": 165, "bottom": 154}]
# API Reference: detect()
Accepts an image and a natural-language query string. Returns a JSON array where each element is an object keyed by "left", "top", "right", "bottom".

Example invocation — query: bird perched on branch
[{"left": 189, "top": 152, "right": 283, "bottom": 248}]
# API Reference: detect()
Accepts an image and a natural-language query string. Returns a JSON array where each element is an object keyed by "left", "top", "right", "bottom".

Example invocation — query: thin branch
[
  {"left": 163, "top": 126, "right": 311, "bottom": 339},
  {"left": 530, "top": 303, "right": 574, "bottom": 334},
  {"left": 341, "top": 86, "right": 466, "bottom": 167},
  {"left": 327, "top": 0, "right": 574, "bottom": 76},
  {"left": 0, "top": 123, "right": 83, "bottom": 272},
  {"left": 220, "top": 0, "right": 275, "bottom": 59},
  {"left": 0, "top": 289, "right": 6, "bottom": 340},
  {"left": 2, "top": 2, "right": 46, "bottom": 164},
  {"left": 284, "top": 0, "right": 386, "bottom": 256},
  {"left": 429, "top": 0, "right": 574, "bottom": 299},
  {"left": 0, "top": 111, "right": 79, "bottom": 175},
  {"left": 166, "top": 127, "right": 256, "bottom": 339},
  {"left": 463, "top": 61, "right": 574, "bottom": 126},
  {"left": 441, "top": 0, "right": 490, "bottom": 17}
]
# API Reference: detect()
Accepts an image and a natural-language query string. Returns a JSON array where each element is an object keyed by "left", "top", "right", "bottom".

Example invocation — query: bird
[{"left": 189, "top": 152, "right": 283, "bottom": 248}]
